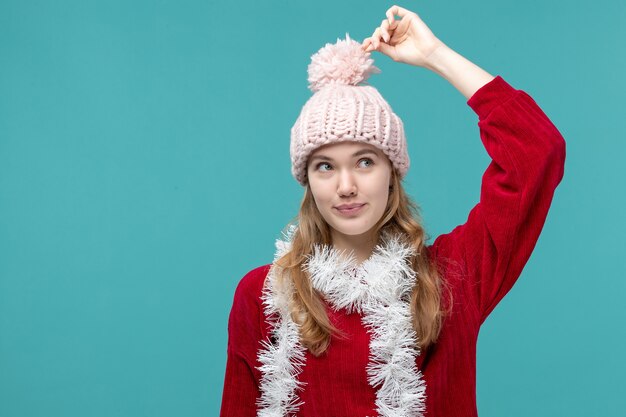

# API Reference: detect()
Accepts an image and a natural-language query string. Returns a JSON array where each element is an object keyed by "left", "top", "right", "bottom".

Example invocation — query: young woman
[{"left": 220, "top": 5, "right": 566, "bottom": 417}]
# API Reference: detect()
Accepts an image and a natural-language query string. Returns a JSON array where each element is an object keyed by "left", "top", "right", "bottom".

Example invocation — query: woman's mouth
[{"left": 334, "top": 203, "right": 366, "bottom": 216}]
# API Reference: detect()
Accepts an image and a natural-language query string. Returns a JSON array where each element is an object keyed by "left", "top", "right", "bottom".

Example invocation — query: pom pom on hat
[{"left": 307, "top": 33, "right": 381, "bottom": 93}]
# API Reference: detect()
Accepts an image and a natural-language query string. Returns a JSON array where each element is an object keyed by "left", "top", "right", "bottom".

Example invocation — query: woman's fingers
[
  {"left": 380, "top": 19, "right": 391, "bottom": 42},
  {"left": 362, "top": 36, "right": 376, "bottom": 52},
  {"left": 385, "top": 5, "right": 414, "bottom": 38},
  {"left": 371, "top": 27, "right": 382, "bottom": 49},
  {"left": 363, "top": 5, "right": 442, "bottom": 66},
  {"left": 386, "top": 4, "right": 414, "bottom": 23},
  {"left": 361, "top": 37, "right": 372, "bottom": 51},
  {"left": 372, "top": 18, "right": 395, "bottom": 50},
  {"left": 362, "top": 5, "right": 412, "bottom": 52}
]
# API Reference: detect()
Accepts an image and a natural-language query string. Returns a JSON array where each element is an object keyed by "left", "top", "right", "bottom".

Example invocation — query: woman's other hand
[{"left": 361, "top": 5, "right": 446, "bottom": 69}]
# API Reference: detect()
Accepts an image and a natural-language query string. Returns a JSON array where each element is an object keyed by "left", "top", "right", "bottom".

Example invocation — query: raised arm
[
  {"left": 363, "top": 5, "right": 566, "bottom": 322},
  {"left": 434, "top": 77, "right": 566, "bottom": 322}
]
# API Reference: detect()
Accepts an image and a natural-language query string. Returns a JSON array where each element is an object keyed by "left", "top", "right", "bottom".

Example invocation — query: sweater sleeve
[
  {"left": 220, "top": 265, "right": 270, "bottom": 417},
  {"left": 431, "top": 76, "right": 566, "bottom": 324}
]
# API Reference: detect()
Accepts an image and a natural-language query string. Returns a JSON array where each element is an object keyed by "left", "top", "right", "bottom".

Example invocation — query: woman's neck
[{"left": 330, "top": 229, "right": 379, "bottom": 265}]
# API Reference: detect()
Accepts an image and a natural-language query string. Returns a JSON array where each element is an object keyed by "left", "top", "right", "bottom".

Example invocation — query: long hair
[{"left": 273, "top": 167, "right": 451, "bottom": 356}]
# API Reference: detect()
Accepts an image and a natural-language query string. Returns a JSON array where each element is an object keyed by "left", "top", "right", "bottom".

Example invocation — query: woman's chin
[{"left": 330, "top": 221, "right": 377, "bottom": 238}]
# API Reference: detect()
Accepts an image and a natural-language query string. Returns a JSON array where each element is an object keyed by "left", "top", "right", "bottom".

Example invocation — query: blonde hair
[{"left": 273, "top": 167, "right": 451, "bottom": 356}]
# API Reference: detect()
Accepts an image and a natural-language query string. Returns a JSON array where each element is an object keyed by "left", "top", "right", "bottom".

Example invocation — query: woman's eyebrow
[{"left": 310, "top": 149, "right": 379, "bottom": 162}]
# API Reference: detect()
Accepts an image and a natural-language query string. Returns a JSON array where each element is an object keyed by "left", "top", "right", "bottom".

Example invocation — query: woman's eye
[
  {"left": 317, "top": 162, "right": 332, "bottom": 172},
  {"left": 315, "top": 159, "right": 373, "bottom": 172}
]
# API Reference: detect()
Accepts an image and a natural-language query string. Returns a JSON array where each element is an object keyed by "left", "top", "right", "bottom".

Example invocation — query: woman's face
[{"left": 307, "top": 141, "right": 392, "bottom": 241}]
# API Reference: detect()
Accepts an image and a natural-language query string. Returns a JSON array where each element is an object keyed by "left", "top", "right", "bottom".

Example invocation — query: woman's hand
[
  {"left": 361, "top": 5, "right": 446, "bottom": 69},
  {"left": 362, "top": 4, "right": 495, "bottom": 99}
]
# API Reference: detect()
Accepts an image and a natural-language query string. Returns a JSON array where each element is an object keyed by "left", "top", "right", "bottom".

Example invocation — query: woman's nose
[{"left": 337, "top": 170, "right": 357, "bottom": 196}]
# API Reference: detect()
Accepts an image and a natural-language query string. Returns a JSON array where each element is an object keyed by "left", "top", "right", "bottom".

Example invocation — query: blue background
[{"left": 1, "top": 0, "right": 625, "bottom": 416}]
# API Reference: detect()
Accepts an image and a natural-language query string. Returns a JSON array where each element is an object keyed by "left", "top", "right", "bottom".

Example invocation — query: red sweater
[{"left": 220, "top": 76, "right": 566, "bottom": 416}]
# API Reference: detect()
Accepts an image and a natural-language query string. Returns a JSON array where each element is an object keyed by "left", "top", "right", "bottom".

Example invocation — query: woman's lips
[{"left": 335, "top": 203, "right": 365, "bottom": 216}]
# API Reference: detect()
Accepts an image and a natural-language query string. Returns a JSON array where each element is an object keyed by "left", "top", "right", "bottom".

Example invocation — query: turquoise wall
[{"left": 1, "top": 1, "right": 624, "bottom": 416}]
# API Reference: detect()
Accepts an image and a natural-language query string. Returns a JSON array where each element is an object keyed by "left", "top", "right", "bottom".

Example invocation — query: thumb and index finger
[
  {"left": 361, "top": 5, "right": 414, "bottom": 60},
  {"left": 362, "top": 26, "right": 398, "bottom": 61}
]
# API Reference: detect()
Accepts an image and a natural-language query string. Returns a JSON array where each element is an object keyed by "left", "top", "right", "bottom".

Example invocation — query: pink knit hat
[{"left": 290, "top": 33, "right": 409, "bottom": 186}]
